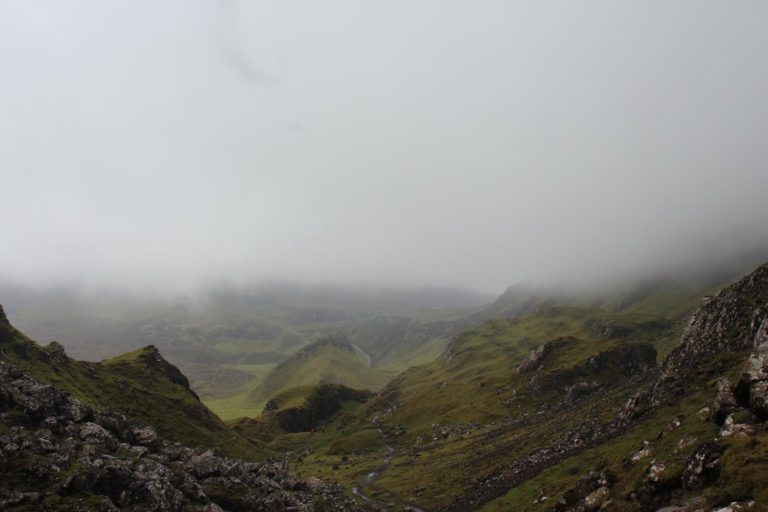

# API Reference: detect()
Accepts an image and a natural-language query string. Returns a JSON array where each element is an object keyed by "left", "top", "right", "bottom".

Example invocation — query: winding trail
[
  {"left": 351, "top": 343, "right": 372, "bottom": 368},
  {"left": 351, "top": 419, "right": 424, "bottom": 512}
]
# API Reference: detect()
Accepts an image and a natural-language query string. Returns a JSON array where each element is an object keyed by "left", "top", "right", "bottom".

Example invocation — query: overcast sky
[{"left": 1, "top": 1, "right": 767, "bottom": 294}]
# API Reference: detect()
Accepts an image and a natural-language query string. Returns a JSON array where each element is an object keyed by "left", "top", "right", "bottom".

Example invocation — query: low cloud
[{"left": 1, "top": 1, "right": 766, "bottom": 295}]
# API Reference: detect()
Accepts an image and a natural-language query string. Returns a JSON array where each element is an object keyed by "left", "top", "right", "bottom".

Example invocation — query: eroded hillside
[{"left": 238, "top": 263, "right": 768, "bottom": 512}]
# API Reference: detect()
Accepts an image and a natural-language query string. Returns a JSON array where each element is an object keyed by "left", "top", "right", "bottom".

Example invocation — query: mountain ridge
[{"left": 0, "top": 305, "right": 259, "bottom": 459}]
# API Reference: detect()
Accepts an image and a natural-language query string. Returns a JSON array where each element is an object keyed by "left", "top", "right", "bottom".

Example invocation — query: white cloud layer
[{"left": 1, "top": 1, "right": 767, "bottom": 293}]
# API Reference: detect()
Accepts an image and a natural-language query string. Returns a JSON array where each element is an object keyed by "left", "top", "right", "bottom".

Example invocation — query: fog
[{"left": 1, "top": 1, "right": 767, "bottom": 295}]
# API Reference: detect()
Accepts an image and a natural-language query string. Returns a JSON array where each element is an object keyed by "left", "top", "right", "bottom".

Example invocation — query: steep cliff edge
[{"left": 621, "top": 262, "right": 768, "bottom": 422}]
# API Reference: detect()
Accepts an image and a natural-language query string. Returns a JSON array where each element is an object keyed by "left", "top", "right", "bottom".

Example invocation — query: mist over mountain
[
  {"left": 2, "top": 1, "right": 767, "bottom": 294},
  {"left": 2, "top": 3, "right": 768, "bottom": 511}
]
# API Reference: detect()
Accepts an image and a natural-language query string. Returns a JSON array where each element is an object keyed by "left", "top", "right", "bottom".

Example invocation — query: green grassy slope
[
  {"left": 2, "top": 286, "right": 483, "bottom": 420},
  {"left": 0, "top": 306, "right": 261, "bottom": 459},
  {"left": 245, "top": 335, "right": 394, "bottom": 415},
  {"left": 233, "top": 383, "right": 373, "bottom": 440},
  {"left": 480, "top": 263, "right": 768, "bottom": 511},
  {"left": 376, "top": 306, "right": 672, "bottom": 438},
  {"left": 231, "top": 383, "right": 389, "bottom": 491},
  {"left": 269, "top": 268, "right": 754, "bottom": 509}
]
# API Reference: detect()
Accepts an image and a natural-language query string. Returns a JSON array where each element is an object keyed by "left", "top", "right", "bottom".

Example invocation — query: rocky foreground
[{"left": 0, "top": 359, "right": 371, "bottom": 511}]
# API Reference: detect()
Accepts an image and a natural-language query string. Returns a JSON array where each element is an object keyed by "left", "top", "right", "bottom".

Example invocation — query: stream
[
  {"left": 350, "top": 343, "right": 372, "bottom": 368},
  {"left": 351, "top": 423, "right": 424, "bottom": 512}
]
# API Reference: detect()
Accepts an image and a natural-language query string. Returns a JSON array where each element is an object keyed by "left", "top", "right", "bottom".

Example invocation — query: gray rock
[
  {"left": 0, "top": 360, "right": 365, "bottom": 511},
  {"left": 712, "top": 378, "right": 738, "bottom": 425}
]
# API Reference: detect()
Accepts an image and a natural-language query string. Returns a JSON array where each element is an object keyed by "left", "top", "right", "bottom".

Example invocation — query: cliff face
[
  {"left": 658, "top": 263, "right": 768, "bottom": 393},
  {"left": 622, "top": 263, "right": 768, "bottom": 422}
]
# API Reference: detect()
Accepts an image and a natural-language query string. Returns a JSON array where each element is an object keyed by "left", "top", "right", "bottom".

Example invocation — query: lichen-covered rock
[
  {"left": 557, "top": 471, "right": 612, "bottom": 511},
  {"left": 647, "top": 461, "right": 666, "bottom": 484},
  {"left": 132, "top": 425, "right": 159, "bottom": 449},
  {"left": 736, "top": 329, "right": 768, "bottom": 420},
  {"left": 681, "top": 441, "right": 721, "bottom": 490},
  {"left": 631, "top": 441, "right": 653, "bottom": 463},
  {"left": 583, "top": 486, "right": 610, "bottom": 511},
  {"left": 713, "top": 501, "right": 756, "bottom": 512},
  {"left": 45, "top": 341, "right": 68, "bottom": 365},
  {"left": 713, "top": 378, "right": 738, "bottom": 425},
  {"left": 718, "top": 415, "right": 756, "bottom": 438}
]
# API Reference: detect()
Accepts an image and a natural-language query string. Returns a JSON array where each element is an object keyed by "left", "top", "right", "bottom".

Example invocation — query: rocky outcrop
[
  {"left": 620, "top": 264, "right": 768, "bottom": 422},
  {"left": 0, "top": 304, "right": 9, "bottom": 330},
  {"left": 270, "top": 384, "right": 373, "bottom": 433},
  {"left": 681, "top": 441, "right": 722, "bottom": 490},
  {"left": 136, "top": 345, "right": 197, "bottom": 397},
  {"left": 517, "top": 337, "right": 578, "bottom": 374},
  {"left": 45, "top": 340, "right": 69, "bottom": 365},
  {"left": 735, "top": 318, "right": 768, "bottom": 420},
  {"left": 712, "top": 378, "right": 738, "bottom": 425},
  {"left": 0, "top": 360, "right": 369, "bottom": 511},
  {"left": 554, "top": 470, "right": 612, "bottom": 511},
  {"left": 585, "top": 342, "right": 657, "bottom": 377}
]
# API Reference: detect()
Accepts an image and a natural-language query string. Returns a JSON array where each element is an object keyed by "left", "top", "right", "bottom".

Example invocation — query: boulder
[
  {"left": 737, "top": 345, "right": 768, "bottom": 420},
  {"left": 712, "top": 378, "right": 738, "bottom": 425},
  {"left": 132, "top": 426, "right": 159, "bottom": 449},
  {"left": 681, "top": 441, "right": 721, "bottom": 489},
  {"left": 718, "top": 414, "right": 756, "bottom": 438},
  {"left": 583, "top": 486, "right": 610, "bottom": 511}
]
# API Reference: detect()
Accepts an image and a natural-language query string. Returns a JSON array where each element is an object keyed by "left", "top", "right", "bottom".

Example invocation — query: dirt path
[{"left": 351, "top": 422, "right": 424, "bottom": 512}]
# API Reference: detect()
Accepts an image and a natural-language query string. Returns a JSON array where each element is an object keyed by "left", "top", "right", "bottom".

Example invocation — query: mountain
[
  {"left": 245, "top": 335, "right": 393, "bottom": 413},
  {"left": 0, "top": 283, "right": 485, "bottom": 419},
  {"left": 0, "top": 263, "right": 746, "bottom": 426},
  {"left": 4, "top": 259, "right": 768, "bottom": 510},
  {"left": 0, "top": 305, "right": 257, "bottom": 459},
  {"left": 240, "top": 261, "right": 768, "bottom": 511},
  {"left": 232, "top": 383, "right": 374, "bottom": 444},
  {"left": 0, "top": 358, "right": 368, "bottom": 511},
  {"left": 230, "top": 382, "right": 388, "bottom": 494}
]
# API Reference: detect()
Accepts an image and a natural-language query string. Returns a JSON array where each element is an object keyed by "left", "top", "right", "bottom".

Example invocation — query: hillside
[
  {"left": 237, "top": 262, "right": 768, "bottom": 511},
  {"left": 0, "top": 358, "right": 368, "bottom": 511},
  {"left": 0, "top": 305, "right": 259, "bottom": 459},
  {"left": 1, "top": 264, "right": 747, "bottom": 427},
  {"left": 231, "top": 382, "right": 390, "bottom": 495},
  {"left": 2, "top": 259, "right": 767, "bottom": 510},
  {"left": 478, "top": 261, "right": 768, "bottom": 511},
  {"left": 243, "top": 335, "right": 393, "bottom": 415},
  {"left": 0, "top": 285, "right": 484, "bottom": 419},
  {"left": 233, "top": 383, "right": 374, "bottom": 442}
]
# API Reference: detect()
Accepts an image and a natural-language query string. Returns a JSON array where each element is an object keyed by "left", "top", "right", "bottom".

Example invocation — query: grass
[
  {"left": 248, "top": 336, "right": 395, "bottom": 407},
  {"left": 479, "top": 387, "right": 719, "bottom": 511},
  {"left": 266, "top": 289, "right": 715, "bottom": 508},
  {"left": 375, "top": 308, "right": 667, "bottom": 440},
  {"left": 0, "top": 321, "right": 262, "bottom": 459},
  {"left": 4, "top": 266, "right": 755, "bottom": 510}
]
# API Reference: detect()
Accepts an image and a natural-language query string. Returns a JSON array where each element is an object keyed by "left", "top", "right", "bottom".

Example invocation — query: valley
[
  {"left": 2, "top": 261, "right": 768, "bottom": 511},
  {"left": 3, "top": 2, "right": 767, "bottom": 510},
  {"left": 0, "top": 284, "right": 489, "bottom": 420}
]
